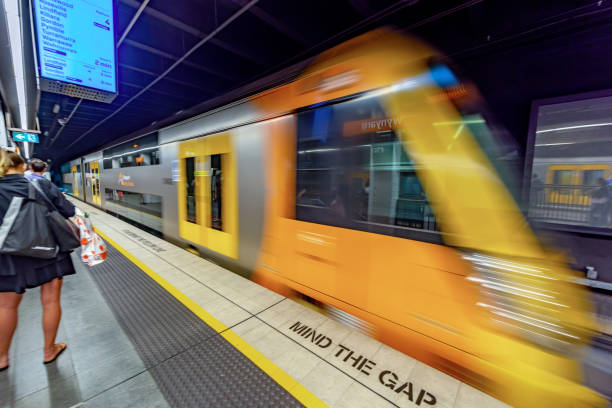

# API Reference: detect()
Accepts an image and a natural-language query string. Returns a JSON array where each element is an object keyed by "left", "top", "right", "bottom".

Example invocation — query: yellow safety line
[{"left": 94, "top": 227, "right": 329, "bottom": 408}]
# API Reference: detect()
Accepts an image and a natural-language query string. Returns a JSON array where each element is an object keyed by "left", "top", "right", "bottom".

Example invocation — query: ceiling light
[
  {"left": 536, "top": 122, "right": 612, "bottom": 133},
  {"left": 5, "top": 0, "right": 27, "bottom": 129}
]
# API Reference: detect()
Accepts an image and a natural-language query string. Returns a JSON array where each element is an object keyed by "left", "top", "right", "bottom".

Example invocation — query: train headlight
[
  {"left": 462, "top": 252, "right": 586, "bottom": 354},
  {"left": 429, "top": 64, "right": 459, "bottom": 88}
]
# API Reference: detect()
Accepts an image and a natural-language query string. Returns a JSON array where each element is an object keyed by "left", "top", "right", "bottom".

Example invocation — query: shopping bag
[{"left": 73, "top": 208, "right": 107, "bottom": 266}]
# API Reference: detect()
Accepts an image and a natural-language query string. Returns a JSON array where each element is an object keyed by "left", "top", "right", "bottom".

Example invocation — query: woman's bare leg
[
  {"left": 40, "top": 278, "right": 64, "bottom": 361},
  {"left": 0, "top": 292, "right": 23, "bottom": 368}
]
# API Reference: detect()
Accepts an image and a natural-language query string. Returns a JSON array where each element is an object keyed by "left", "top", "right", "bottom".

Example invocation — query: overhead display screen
[{"left": 32, "top": 0, "right": 117, "bottom": 99}]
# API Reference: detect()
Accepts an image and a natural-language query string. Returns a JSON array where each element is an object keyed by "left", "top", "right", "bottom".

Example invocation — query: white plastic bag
[{"left": 73, "top": 208, "right": 107, "bottom": 266}]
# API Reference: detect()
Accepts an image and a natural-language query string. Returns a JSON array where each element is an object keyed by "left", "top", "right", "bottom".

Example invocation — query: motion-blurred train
[{"left": 61, "top": 29, "right": 606, "bottom": 407}]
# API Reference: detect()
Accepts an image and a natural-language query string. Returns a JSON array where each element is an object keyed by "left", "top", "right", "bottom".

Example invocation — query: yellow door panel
[
  {"left": 178, "top": 140, "right": 206, "bottom": 247},
  {"left": 90, "top": 161, "right": 101, "bottom": 206},
  {"left": 177, "top": 134, "right": 238, "bottom": 259},
  {"left": 71, "top": 165, "right": 79, "bottom": 197},
  {"left": 204, "top": 133, "right": 238, "bottom": 259}
]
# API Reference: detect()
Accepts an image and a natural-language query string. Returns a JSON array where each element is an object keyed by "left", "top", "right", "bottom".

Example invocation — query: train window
[
  {"left": 551, "top": 170, "right": 576, "bottom": 185},
  {"left": 95, "top": 164, "right": 101, "bottom": 196},
  {"left": 61, "top": 164, "right": 73, "bottom": 193},
  {"left": 104, "top": 188, "right": 163, "bottom": 233},
  {"left": 583, "top": 170, "right": 604, "bottom": 186},
  {"left": 103, "top": 132, "right": 160, "bottom": 169},
  {"left": 210, "top": 154, "right": 222, "bottom": 231},
  {"left": 296, "top": 96, "right": 439, "bottom": 242},
  {"left": 185, "top": 157, "right": 197, "bottom": 224},
  {"left": 84, "top": 162, "right": 91, "bottom": 187}
]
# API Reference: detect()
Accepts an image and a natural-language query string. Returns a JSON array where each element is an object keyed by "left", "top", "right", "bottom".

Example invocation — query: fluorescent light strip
[
  {"left": 536, "top": 122, "right": 612, "bottom": 133},
  {"left": 534, "top": 142, "right": 574, "bottom": 146},
  {"left": 433, "top": 119, "right": 485, "bottom": 126},
  {"left": 108, "top": 146, "right": 157, "bottom": 160},
  {"left": 4, "top": 0, "right": 27, "bottom": 129}
]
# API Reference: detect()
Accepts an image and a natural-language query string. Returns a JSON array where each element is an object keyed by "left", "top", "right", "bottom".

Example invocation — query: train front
[{"left": 286, "top": 29, "right": 607, "bottom": 407}]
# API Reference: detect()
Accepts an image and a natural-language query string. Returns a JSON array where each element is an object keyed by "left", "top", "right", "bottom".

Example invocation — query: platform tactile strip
[{"left": 88, "top": 244, "right": 304, "bottom": 408}]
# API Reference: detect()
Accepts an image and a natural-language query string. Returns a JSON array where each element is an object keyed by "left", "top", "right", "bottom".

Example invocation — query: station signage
[
  {"left": 287, "top": 320, "right": 438, "bottom": 406},
  {"left": 32, "top": 0, "right": 117, "bottom": 102},
  {"left": 11, "top": 131, "right": 40, "bottom": 143}
]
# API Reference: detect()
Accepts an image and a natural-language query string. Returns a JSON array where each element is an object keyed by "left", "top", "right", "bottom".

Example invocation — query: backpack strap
[
  {"left": 27, "top": 182, "right": 37, "bottom": 200},
  {"left": 30, "top": 179, "right": 59, "bottom": 213},
  {"left": 0, "top": 197, "right": 24, "bottom": 248}
]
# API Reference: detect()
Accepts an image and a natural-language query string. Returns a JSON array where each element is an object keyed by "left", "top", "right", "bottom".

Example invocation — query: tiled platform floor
[
  {"left": 0, "top": 196, "right": 510, "bottom": 408},
  {"left": 0, "top": 252, "right": 168, "bottom": 408}
]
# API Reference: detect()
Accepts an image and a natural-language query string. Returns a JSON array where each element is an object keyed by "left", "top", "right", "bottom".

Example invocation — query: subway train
[
  {"left": 532, "top": 144, "right": 612, "bottom": 207},
  {"left": 61, "top": 29, "right": 606, "bottom": 407}
]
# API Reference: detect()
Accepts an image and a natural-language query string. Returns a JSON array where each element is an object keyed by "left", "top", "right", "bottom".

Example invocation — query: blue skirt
[{"left": 0, "top": 253, "right": 76, "bottom": 294}]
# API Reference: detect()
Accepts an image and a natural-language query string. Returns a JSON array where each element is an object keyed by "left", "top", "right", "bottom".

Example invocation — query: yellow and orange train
[{"left": 63, "top": 29, "right": 606, "bottom": 407}]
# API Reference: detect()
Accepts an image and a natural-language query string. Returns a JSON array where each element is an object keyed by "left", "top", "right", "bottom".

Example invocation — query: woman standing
[{"left": 0, "top": 149, "right": 76, "bottom": 370}]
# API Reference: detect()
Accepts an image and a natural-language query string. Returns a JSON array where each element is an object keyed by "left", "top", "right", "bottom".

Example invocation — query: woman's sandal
[
  {"left": 43, "top": 343, "right": 67, "bottom": 365},
  {"left": 0, "top": 365, "right": 8, "bottom": 372}
]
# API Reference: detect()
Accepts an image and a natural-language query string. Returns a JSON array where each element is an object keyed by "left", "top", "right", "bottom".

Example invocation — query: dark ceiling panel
[
  {"left": 214, "top": 11, "right": 304, "bottom": 66},
  {"left": 116, "top": 1, "right": 137, "bottom": 37},
  {"left": 126, "top": 12, "right": 201, "bottom": 58},
  {"left": 149, "top": 0, "right": 241, "bottom": 35},
  {"left": 186, "top": 41, "right": 262, "bottom": 79},
  {"left": 254, "top": 0, "right": 363, "bottom": 45},
  {"left": 168, "top": 63, "right": 233, "bottom": 94},
  {"left": 118, "top": 41, "right": 174, "bottom": 73},
  {"left": 148, "top": 79, "right": 207, "bottom": 103}
]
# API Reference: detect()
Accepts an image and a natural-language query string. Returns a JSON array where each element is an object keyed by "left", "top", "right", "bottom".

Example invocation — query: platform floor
[{"left": 0, "top": 197, "right": 510, "bottom": 408}]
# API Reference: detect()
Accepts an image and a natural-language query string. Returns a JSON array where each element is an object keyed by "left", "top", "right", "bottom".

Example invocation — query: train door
[
  {"left": 84, "top": 162, "right": 93, "bottom": 203},
  {"left": 91, "top": 161, "right": 101, "bottom": 205},
  {"left": 177, "top": 133, "right": 238, "bottom": 258},
  {"left": 71, "top": 164, "right": 80, "bottom": 197}
]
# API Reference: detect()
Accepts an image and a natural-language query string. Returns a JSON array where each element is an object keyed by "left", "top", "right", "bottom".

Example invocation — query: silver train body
[{"left": 64, "top": 100, "right": 268, "bottom": 276}]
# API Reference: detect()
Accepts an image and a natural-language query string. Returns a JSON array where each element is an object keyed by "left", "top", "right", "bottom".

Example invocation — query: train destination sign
[
  {"left": 287, "top": 321, "right": 438, "bottom": 406},
  {"left": 32, "top": 0, "right": 117, "bottom": 102}
]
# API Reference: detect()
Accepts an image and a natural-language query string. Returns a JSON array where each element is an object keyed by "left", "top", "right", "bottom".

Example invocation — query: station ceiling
[{"left": 35, "top": 0, "right": 612, "bottom": 166}]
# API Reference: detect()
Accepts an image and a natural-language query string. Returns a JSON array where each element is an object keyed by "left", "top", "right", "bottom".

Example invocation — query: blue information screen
[{"left": 33, "top": 0, "right": 116, "bottom": 93}]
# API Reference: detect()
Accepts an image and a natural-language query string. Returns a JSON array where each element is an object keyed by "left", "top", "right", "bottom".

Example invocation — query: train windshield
[
  {"left": 296, "top": 94, "right": 440, "bottom": 243},
  {"left": 426, "top": 63, "right": 523, "bottom": 205}
]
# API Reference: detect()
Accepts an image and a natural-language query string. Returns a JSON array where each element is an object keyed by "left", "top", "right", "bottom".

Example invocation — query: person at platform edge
[
  {"left": 0, "top": 149, "right": 76, "bottom": 371},
  {"left": 27, "top": 159, "right": 72, "bottom": 215}
]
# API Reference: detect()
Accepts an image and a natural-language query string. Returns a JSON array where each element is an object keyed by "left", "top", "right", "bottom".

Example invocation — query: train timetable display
[{"left": 33, "top": 0, "right": 117, "bottom": 102}]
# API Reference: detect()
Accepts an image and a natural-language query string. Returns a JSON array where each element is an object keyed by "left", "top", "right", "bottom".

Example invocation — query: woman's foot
[{"left": 43, "top": 343, "right": 67, "bottom": 364}]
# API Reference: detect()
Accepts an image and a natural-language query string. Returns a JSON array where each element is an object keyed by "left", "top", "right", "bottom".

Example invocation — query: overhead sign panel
[
  {"left": 12, "top": 131, "right": 40, "bottom": 143},
  {"left": 32, "top": 0, "right": 117, "bottom": 103}
]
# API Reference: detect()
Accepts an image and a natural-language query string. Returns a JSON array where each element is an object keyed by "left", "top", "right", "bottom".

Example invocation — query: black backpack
[{"left": 0, "top": 183, "right": 59, "bottom": 258}]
